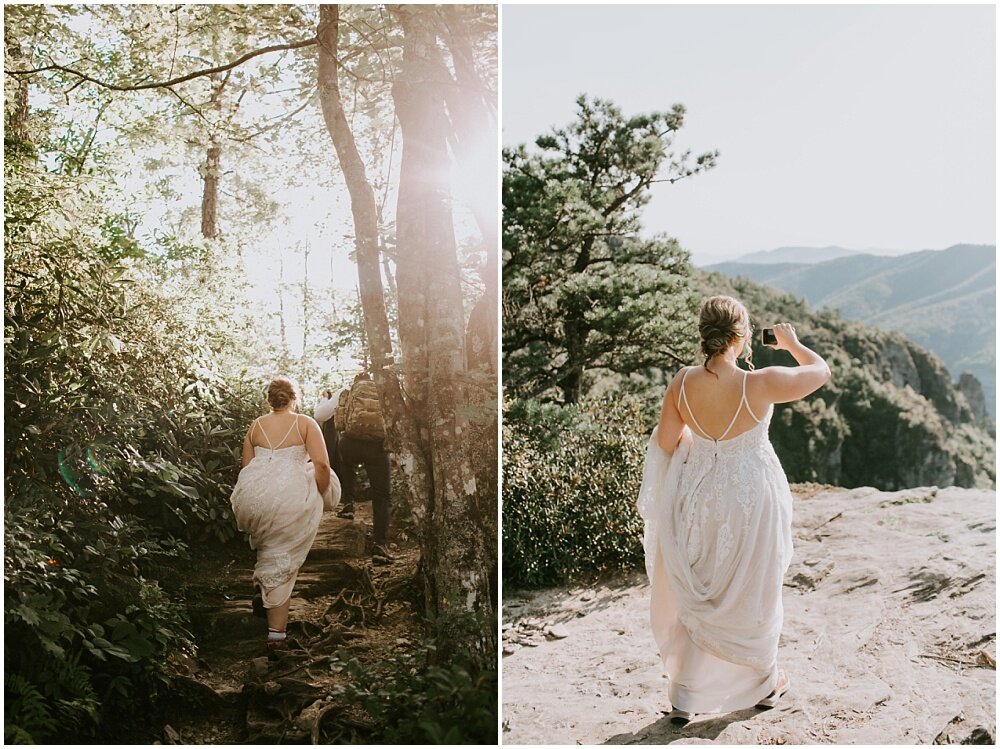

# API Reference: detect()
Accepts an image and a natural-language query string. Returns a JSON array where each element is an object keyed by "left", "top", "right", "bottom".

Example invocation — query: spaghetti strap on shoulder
[
  {"left": 294, "top": 414, "right": 303, "bottom": 441},
  {"left": 675, "top": 367, "right": 689, "bottom": 410},
  {"left": 742, "top": 370, "right": 763, "bottom": 424},
  {"left": 252, "top": 417, "right": 273, "bottom": 449},
  {"left": 678, "top": 368, "right": 712, "bottom": 440}
]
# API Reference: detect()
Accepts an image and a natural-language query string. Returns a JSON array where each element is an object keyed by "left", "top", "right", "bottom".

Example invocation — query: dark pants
[
  {"left": 338, "top": 436, "right": 391, "bottom": 545},
  {"left": 321, "top": 420, "right": 343, "bottom": 484}
]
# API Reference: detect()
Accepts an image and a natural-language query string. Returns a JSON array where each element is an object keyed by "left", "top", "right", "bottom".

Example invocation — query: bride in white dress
[
  {"left": 230, "top": 376, "right": 340, "bottom": 650},
  {"left": 638, "top": 295, "right": 831, "bottom": 723}
]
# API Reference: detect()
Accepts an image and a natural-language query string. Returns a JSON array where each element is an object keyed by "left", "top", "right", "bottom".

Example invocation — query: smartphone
[{"left": 761, "top": 328, "right": 777, "bottom": 346}]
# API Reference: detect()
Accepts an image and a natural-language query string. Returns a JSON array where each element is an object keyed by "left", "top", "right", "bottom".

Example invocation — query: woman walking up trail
[
  {"left": 230, "top": 377, "right": 340, "bottom": 651},
  {"left": 638, "top": 295, "right": 831, "bottom": 724}
]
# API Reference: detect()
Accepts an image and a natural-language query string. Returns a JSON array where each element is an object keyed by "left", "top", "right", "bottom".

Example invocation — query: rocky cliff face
[
  {"left": 958, "top": 373, "right": 991, "bottom": 428},
  {"left": 697, "top": 271, "right": 996, "bottom": 491}
]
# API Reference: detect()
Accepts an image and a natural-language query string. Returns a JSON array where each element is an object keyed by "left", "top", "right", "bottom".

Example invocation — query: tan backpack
[
  {"left": 342, "top": 379, "right": 385, "bottom": 441},
  {"left": 334, "top": 388, "right": 350, "bottom": 432}
]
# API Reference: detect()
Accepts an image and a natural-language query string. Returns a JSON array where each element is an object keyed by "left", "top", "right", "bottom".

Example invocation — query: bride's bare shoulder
[
  {"left": 670, "top": 365, "right": 698, "bottom": 386},
  {"left": 298, "top": 413, "right": 321, "bottom": 430},
  {"left": 664, "top": 366, "right": 695, "bottom": 399}
]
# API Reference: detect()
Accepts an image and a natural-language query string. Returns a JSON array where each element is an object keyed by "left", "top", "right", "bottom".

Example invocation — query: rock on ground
[{"left": 501, "top": 486, "right": 996, "bottom": 745}]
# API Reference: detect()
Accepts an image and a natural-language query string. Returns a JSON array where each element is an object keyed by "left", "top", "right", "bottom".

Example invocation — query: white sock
[{"left": 267, "top": 628, "right": 286, "bottom": 642}]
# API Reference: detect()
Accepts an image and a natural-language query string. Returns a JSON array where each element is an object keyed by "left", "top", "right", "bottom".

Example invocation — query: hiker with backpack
[{"left": 335, "top": 371, "right": 394, "bottom": 565}]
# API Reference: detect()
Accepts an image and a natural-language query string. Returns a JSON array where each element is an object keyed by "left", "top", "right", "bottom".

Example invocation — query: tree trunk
[
  {"left": 302, "top": 242, "right": 310, "bottom": 355},
  {"left": 278, "top": 255, "right": 289, "bottom": 357},
  {"left": 4, "top": 25, "right": 31, "bottom": 145},
  {"left": 318, "top": 4, "right": 494, "bottom": 630},
  {"left": 557, "top": 364, "right": 584, "bottom": 404},
  {"left": 390, "top": 4, "right": 494, "bottom": 624},
  {"left": 200, "top": 142, "right": 221, "bottom": 238},
  {"left": 316, "top": 3, "right": 430, "bottom": 550},
  {"left": 200, "top": 73, "right": 228, "bottom": 239},
  {"left": 557, "top": 320, "right": 586, "bottom": 404}
]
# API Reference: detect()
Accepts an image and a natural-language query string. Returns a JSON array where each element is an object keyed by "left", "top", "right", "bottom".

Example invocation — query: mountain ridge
[
  {"left": 706, "top": 244, "right": 996, "bottom": 416},
  {"left": 691, "top": 268, "right": 995, "bottom": 491},
  {"left": 718, "top": 242, "right": 992, "bottom": 266},
  {"left": 731, "top": 245, "right": 863, "bottom": 264}
]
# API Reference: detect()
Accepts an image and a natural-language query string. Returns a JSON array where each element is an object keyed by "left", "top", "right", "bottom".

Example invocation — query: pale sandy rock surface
[{"left": 501, "top": 486, "right": 995, "bottom": 745}]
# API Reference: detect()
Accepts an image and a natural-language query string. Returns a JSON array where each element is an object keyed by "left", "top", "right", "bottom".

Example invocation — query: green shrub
[
  {"left": 3, "top": 141, "right": 258, "bottom": 742},
  {"left": 503, "top": 397, "right": 649, "bottom": 588},
  {"left": 330, "top": 612, "right": 497, "bottom": 744}
]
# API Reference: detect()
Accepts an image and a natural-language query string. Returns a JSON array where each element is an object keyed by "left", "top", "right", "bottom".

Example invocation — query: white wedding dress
[
  {"left": 638, "top": 369, "right": 794, "bottom": 714},
  {"left": 230, "top": 416, "right": 340, "bottom": 608}
]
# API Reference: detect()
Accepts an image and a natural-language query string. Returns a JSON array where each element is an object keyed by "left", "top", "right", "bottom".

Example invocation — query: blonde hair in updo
[
  {"left": 266, "top": 376, "right": 300, "bottom": 410},
  {"left": 699, "top": 295, "right": 753, "bottom": 375}
]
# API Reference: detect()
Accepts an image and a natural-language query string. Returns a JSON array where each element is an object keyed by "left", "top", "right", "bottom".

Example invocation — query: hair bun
[
  {"left": 267, "top": 377, "right": 300, "bottom": 410},
  {"left": 698, "top": 296, "right": 751, "bottom": 364}
]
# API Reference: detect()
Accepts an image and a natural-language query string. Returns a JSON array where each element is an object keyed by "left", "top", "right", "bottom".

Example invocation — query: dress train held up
[
  {"left": 230, "top": 417, "right": 340, "bottom": 609},
  {"left": 638, "top": 370, "right": 794, "bottom": 714}
]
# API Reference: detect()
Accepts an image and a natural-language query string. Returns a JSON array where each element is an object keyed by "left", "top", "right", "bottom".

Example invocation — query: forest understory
[
  {"left": 5, "top": 5, "right": 499, "bottom": 744},
  {"left": 132, "top": 499, "right": 423, "bottom": 745}
]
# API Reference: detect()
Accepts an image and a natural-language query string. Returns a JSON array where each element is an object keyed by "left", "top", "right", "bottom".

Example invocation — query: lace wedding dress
[
  {"left": 230, "top": 416, "right": 340, "bottom": 608},
  {"left": 638, "top": 369, "right": 794, "bottom": 714}
]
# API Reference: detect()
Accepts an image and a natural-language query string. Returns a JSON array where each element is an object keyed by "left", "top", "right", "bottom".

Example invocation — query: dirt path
[
  {"left": 501, "top": 485, "right": 996, "bottom": 745},
  {"left": 150, "top": 502, "right": 421, "bottom": 744}
]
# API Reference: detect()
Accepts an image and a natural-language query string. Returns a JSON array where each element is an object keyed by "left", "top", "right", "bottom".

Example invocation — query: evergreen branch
[
  {"left": 649, "top": 174, "right": 695, "bottom": 185},
  {"left": 5, "top": 37, "right": 319, "bottom": 91}
]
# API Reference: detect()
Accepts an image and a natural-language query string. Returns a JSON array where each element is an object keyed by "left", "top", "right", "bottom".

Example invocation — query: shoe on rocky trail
[{"left": 372, "top": 544, "right": 394, "bottom": 565}]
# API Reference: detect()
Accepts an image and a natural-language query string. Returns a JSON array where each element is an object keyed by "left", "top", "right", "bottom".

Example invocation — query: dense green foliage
[
  {"left": 331, "top": 612, "right": 496, "bottom": 744},
  {"left": 4, "top": 140, "right": 259, "bottom": 743},
  {"left": 502, "top": 96, "right": 714, "bottom": 403},
  {"left": 503, "top": 398, "right": 648, "bottom": 587},
  {"left": 709, "top": 243, "right": 996, "bottom": 417}
]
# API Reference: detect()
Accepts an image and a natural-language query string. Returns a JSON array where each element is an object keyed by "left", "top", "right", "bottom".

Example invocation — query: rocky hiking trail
[
  {"left": 502, "top": 484, "right": 996, "bottom": 745},
  {"left": 146, "top": 502, "right": 421, "bottom": 744}
]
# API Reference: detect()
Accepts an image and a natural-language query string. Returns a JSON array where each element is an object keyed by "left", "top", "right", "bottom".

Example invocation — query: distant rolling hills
[
  {"left": 732, "top": 245, "right": 864, "bottom": 264},
  {"left": 707, "top": 244, "right": 996, "bottom": 417}
]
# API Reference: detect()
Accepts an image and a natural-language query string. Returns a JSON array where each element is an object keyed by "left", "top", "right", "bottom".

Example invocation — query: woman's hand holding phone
[{"left": 764, "top": 322, "right": 798, "bottom": 351}]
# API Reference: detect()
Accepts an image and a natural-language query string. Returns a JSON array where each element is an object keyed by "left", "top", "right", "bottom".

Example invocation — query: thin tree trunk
[
  {"left": 70, "top": 99, "right": 110, "bottom": 176},
  {"left": 200, "top": 72, "right": 229, "bottom": 239},
  {"left": 200, "top": 143, "right": 220, "bottom": 238},
  {"left": 302, "top": 242, "right": 310, "bottom": 355},
  {"left": 4, "top": 26, "right": 31, "bottom": 144},
  {"left": 277, "top": 255, "right": 290, "bottom": 358}
]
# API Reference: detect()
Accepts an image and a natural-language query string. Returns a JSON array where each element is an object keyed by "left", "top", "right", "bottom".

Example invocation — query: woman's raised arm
[{"left": 758, "top": 323, "right": 831, "bottom": 404}]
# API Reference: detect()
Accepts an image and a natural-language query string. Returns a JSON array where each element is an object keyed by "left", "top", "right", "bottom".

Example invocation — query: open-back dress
[
  {"left": 638, "top": 368, "right": 794, "bottom": 714},
  {"left": 230, "top": 415, "right": 337, "bottom": 608}
]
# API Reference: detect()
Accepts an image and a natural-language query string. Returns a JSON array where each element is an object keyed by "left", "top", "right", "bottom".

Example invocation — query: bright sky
[{"left": 502, "top": 4, "right": 997, "bottom": 265}]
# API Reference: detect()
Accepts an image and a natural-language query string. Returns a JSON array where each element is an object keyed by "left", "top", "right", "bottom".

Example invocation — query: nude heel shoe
[{"left": 757, "top": 669, "right": 790, "bottom": 709}]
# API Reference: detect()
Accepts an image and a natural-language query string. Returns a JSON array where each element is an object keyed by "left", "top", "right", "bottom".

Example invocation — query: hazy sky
[{"left": 502, "top": 4, "right": 996, "bottom": 265}]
